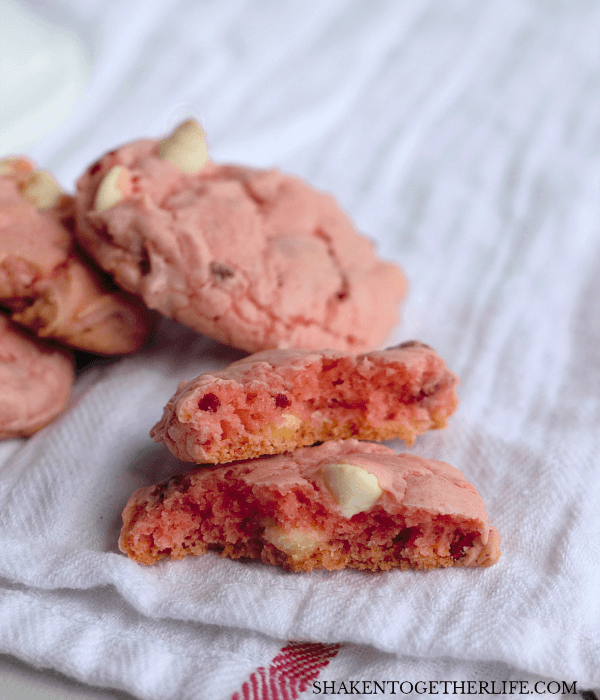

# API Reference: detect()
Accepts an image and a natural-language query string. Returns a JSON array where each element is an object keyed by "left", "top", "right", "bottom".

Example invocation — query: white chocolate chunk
[
  {"left": 263, "top": 526, "right": 321, "bottom": 559},
  {"left": 269, "top": 412, "right": 301, "bottom": 441},
  {"left": 158, "top": 118, "right": 208, "bottom": 173},
  {"left": 20, "top": 170, "right": 62, "bottom": 209},
  {"left": 320, "top": 462, "right": 382, "bottom": 518},
  {"left": 94, "top": 165, "right": 131, "bottom": 212}
]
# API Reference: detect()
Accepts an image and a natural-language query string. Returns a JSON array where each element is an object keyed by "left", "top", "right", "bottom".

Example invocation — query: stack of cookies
[
  {"left": 0, "top": 157, "right": 150, "bottom": 438},
  {"left": 120, "top": 343, "right": 501, "bottom": 572},
  {"left": 2, "top": 119, "right": 501, "bottom": 573}
]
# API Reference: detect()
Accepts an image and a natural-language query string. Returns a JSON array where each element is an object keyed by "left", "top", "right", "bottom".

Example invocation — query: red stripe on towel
[{"left": 231, "top": 641, "right": 341, "bottom": 700}]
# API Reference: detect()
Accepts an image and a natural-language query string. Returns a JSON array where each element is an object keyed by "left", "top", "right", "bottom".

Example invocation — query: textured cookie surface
[
  {"left": 0, "top": 158, "right": 150, "bottom": 354},
  {"left": 73, "top": 122, "right": 407, "bottom": 353},
  {"left": 151, "top": 341, "right": 459, "bottom": 464},
  {"left": 0, "top": 315, "right": 74, "bottom": 438},
  {"left": 119, "top": 440, "right": 500, "bottom": 572}
]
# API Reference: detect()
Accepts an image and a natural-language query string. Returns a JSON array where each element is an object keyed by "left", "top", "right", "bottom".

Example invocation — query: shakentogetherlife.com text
[{"left": 312, "top": 680, "right": 578, "bottom": 695}]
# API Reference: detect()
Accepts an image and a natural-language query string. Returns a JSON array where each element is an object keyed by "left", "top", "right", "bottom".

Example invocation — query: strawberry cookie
[
  {"left": 151, "top": 341, "right": 459, "bottom": 464},
  {"left": 0, "top": 157, "right": 150, "bottom": 354},
  {"left": 119, "top": 440, "right": 500, "bottom": 571},
  {"left": 0, "top": 314, "right": 73, "bottom": 438},
  {"left": 73, "top": 119, "right": 407, "bottom": 353}
]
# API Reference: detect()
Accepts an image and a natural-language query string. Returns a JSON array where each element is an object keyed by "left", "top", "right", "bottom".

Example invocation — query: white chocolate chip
[
  {"left": 20, "top": 171, "right": 63, "bottom": 209},
  {"left": 158, "top": 119, "right": 208, "bottom": 173},
  {"left": 320, "top": 462, "right": 382, "bottom": 518},
  {"left": 263, "top": 525, "right": 321, "bottom": 559},
  {"left": 270, "top": 412, "right": 301, "bottom": 441},
  {"left": 94, "top": 165, "right": 131, "bottom": 212}
]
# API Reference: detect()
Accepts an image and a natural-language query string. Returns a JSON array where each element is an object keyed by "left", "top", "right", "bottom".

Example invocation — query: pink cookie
[
  {"left": 0, "top": 314, "right": 73, "bottom": 438},
  {"left": 151, "top": 341, "right": 459, "bottom": 464},
  {"left": 73, "top": 119, "right": 407, "bottom": 353},
  {"left": 0, "top": 158, "right": 150, "bottom": 355},
  {"left": 119, "top": 440, "right": 500, "bottom": 571}
]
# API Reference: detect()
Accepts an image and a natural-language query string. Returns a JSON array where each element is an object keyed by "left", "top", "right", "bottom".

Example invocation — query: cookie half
[
  {"left": 0, "top": 158, "right": 150, "bottom": 354},
  {"left": 151, "top": 341, "right": 459, "bottom": 464},
  {"left": 0, "top": 314, "right": 73, "bottom": 438},
  {"left": 73, "top": 119, "right": 407, "bottom": 353},
  {"left": 119, "top": 440, "right": 500, "bottom": 572}
]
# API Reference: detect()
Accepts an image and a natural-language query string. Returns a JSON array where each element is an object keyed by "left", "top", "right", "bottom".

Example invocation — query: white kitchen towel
[
  {"left": 1, "top": 0, "right": 600, "bottom": 697},
  {"left": 0, "top": 582, "right": 580, "bottom": 700}
]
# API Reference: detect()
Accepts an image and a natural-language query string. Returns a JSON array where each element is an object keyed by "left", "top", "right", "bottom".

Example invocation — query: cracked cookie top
[{"left": 73, "top": 120, "right": 407, "bottom": 353}]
